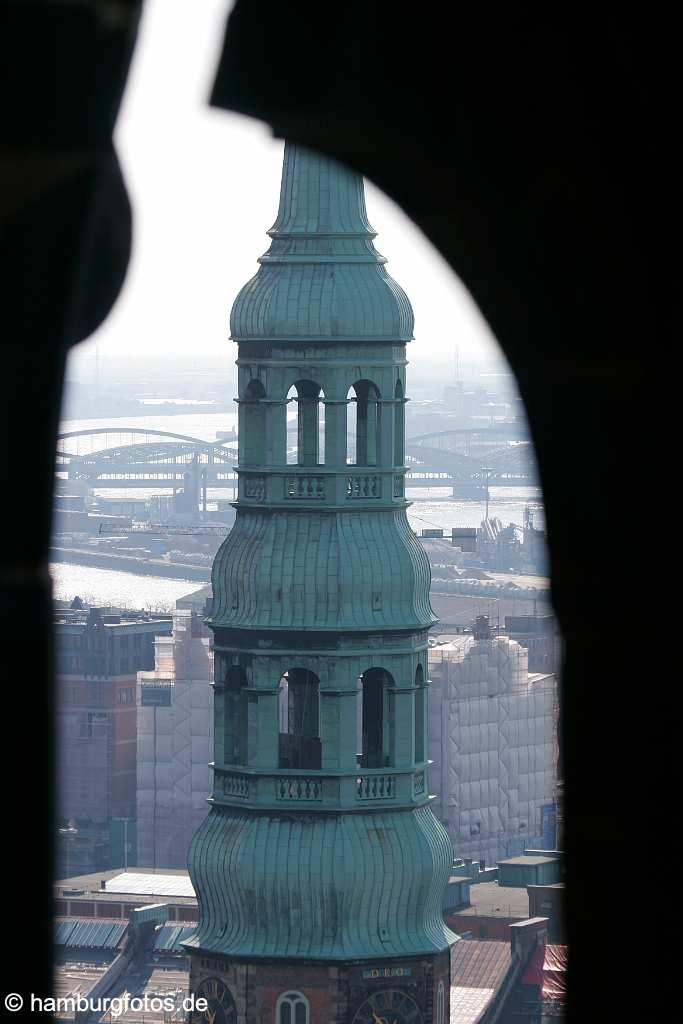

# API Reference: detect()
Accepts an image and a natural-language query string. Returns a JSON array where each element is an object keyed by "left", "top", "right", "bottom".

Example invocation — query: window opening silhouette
[
  {"left": 287, "top": 381, "right": 324, "bottom": 465},
  {"left": 347, "top": 380, "right": 380, "bottom": 465},
  {"left": 224, "top": 666, "right": 248, "bottom": 765},
  {"left": 394, "top": 378, "right": 404, "bottom": 465},
  {"left": 358, "top": 668, "right": 393, "bottom": 767},
  {"left": 278, "top": 669, "right": 321, "bottom": 769},
  {"left": 414, "top": 663, "right": 425, "bottom": 763}
]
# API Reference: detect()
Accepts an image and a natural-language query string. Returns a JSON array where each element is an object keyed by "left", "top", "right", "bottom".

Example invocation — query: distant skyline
[{"left": 69, "top": 0, "right": 505, "bottom": 381}]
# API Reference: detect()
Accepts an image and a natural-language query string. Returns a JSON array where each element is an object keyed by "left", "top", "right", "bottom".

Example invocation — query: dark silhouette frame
[{"left": 0, "top": 3, "right": 673, "bottom": 1018}]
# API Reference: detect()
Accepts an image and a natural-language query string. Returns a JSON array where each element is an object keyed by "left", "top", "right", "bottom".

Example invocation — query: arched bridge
[
  {"left": 406, "top": 427, "right": 538, "bottom": 495},
  {"left": 55, "top": 425, "right": 538, "bottom": 500},
  {"left": 56, "top": 428, "right": 239, "bottom": 496}
]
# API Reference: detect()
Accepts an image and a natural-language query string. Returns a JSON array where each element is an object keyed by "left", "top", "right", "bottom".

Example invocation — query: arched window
[
  {"left": 276, "top": 992, "right": 309, "bottom": 1024},
  {"left": 347, "top": 380, "right": 381, "bottom": 466},
  {"left": 224, "top": 666, "right": 248, "bottom": 765},
  {"left": 358, "top": 668, "right": 393, "bottom": 768},
  {"left": 394, "top": 378, "right": 404, "bottom": 465},
  {"left": 278, "top": 669, "right": 321, "bottom": 769},
  {"left": 436, "top": 980, "right": 445, "bottom": 1024},
  {"left": 414, "top": 663, "right": 425, "bottom": 763},
  {"left": 287, "top": 380, "right": 324, "bottom": 466},
  {"left": 242, "top": 379, "right": 266, "bottom": 466}
]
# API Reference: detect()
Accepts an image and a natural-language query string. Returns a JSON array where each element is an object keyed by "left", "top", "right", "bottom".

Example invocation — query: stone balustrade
[
  {"left": 346, "top": 474, "right": 381, "bottom": 499},
  {"left": 211, "top": 765, "right": 429, "bottom": 811},
  {"left": 285, "top": 475, "right": 326, "bottom": 499}
]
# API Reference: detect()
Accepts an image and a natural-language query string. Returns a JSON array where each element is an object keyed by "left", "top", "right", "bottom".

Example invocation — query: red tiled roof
[{"left": 521, "top": 944, "right": 567, "bottom": 1000}]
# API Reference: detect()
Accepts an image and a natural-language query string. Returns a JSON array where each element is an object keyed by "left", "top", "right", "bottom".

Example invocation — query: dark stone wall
[{"left": 1, "top": 4, "right": 672, "bottom": 1020}]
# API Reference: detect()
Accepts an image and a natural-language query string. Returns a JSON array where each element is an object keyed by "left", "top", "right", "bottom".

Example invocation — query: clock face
[
  {"left": 193, "top": 977, "right": 237, "bottom": 1024},
  {"left": 352, "top": 989, "right": 424, "bottom": 1024}
]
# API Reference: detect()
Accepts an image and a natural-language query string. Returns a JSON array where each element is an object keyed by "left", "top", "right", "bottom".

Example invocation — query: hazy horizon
[{"left": 67, "top": 0, "right": 508, "bottom": 388}]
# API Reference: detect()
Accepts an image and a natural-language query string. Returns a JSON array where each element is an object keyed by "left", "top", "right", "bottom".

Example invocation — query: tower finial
[
  {"left": 230, "top": 140, "right": 414, "bottom": 343},
  {"left": 270, "top": 141, "right": 375, "bottom": 238}
]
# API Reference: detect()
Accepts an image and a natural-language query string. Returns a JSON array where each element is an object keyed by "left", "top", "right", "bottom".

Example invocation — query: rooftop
[
  {"left": 454, "top": 881, "right": 530, "bottom": 919},
  {"left": 56, "top": 866, "right": 190, "bottom": 889},
  {"left": 499, "top": 855, "right": 558, "bottom": 866},
  {"left": 104, "top": 872, "right": 195, "bottom": 899},
  {"left": 54, "top": 952, "right": 113, "bottom": 1020},
  {"left": 91, "top": 957, "right": 190, "bottom": 1023},
  {"left": 450, "top": 939, "right": 512, "bottom": 1023},
  {"left": 55, "top": 867, "right": 197, "bottom": 906}
]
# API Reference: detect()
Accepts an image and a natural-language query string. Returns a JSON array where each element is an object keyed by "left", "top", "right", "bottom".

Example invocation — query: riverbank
[{"left": 50, "top": 546, "right": 211, "bottom": 583}]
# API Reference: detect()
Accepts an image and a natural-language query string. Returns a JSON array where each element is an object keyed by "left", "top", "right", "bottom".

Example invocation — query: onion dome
[{"left": 230, "top": 142, "right": 414, "bottom": 342}]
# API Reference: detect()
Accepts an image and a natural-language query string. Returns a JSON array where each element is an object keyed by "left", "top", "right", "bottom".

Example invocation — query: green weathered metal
[
  {"left": 187, "top": 141, "right": 456, "bottom": 962},
  {"left": 230, "top": 143, "right": 414, "bottom": 342}
]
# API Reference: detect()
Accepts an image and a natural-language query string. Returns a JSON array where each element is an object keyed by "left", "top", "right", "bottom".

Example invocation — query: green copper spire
[
  {"left": 269, "top": 141, "right": 375, "bottom": 238},
  {"left": 230, "top": 142, "right": 414, "bottom": 342},
  {"left": 186, "top": 141, "right": 456, "bottom": 980}
]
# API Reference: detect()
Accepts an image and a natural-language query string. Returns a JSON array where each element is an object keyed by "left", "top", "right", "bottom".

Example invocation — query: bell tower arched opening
[
  {"left": 358, "top": 667, "right": 393, "bottom": 768},
  {"left": 414, "top": 663, "right": 426, "bottom": 763},
  {"left": 287, "top": 380, "right": 325, "bottom": 466},
  {"left": 224, "top": 666, "right": 248, "bottom": 765},
  {"left": 347, "top": 380, "right": 381, "bottom": 466},
  {"left": 394, "top": 378, "right": 404, "bottom": 466},
  {"left": 278, "top": 668, "right": 321, "bottom": 769}
]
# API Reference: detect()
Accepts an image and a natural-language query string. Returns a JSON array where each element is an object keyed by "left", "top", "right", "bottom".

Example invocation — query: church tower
[{"left": 186, "top": 142, "right": 457, "bottom": 1024}]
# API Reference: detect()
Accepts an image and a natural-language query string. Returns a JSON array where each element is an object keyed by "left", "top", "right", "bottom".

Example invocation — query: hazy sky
[{"left": 70, "top": 0, "right": 504, "bottom": 377}]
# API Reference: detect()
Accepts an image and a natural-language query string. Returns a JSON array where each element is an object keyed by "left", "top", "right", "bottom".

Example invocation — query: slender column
[
  {"left": 266, "top": 399, "right": 288, "bottom": 466},
  {"left": 324, "top": 398, "right": 347, "bottom": 468},
  {"left": 321, "top": 688, "right": 358, "bottom": 772},
  {"left": 237, "top": 400, "right": 247, "bottom": 463},
  {"left": 380, "top": 399, "right": 393, "bottom": 468},
  {"left": 247, "top": 688, "right": 280, "bottom": 769},
  {"left": 391, "top": 685, "right": 416, "bottom": 769},
  {"left": 299, "top": 395, "right": 319, "bottom": 466}
]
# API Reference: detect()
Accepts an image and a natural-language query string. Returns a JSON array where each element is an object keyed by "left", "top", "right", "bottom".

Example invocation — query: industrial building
[
  {"left": 136, "top": 606, "right": 213, "bottom": 869},
  {"left": 55, "top": 605, "right": 172, "bottom": 875},
  {"left": 428, "top": 618, "right": 559, "bottom": 865}
]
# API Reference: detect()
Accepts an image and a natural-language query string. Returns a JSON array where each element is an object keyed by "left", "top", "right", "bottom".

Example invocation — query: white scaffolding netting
[
  {"left": 428, "top": 635, "right": 559, "bottom": 864},
  {"left": 136, "top": 610, "right": 213, "bottom": 868}
]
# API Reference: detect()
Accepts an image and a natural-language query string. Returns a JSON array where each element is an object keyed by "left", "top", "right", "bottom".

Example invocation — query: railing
[
  {"left": 222, "top": 773, "right": 250, "bottom": 799},
  {"left": 285, "top": 475, "right": 326, "bottom": 499},
  {"left": 275, "top": 777, "right": 323, "bottom": 801},
  {"left": 393, "top": 475, "right": 404, "bottom": 497},
  {"left": 243, "top": 475, "right": 266, "bottom": 501},
  {"left": 356, "top": 774, "right": 396, "bottom": 800},
  {"left": 212, "top": 767, "right": 428, "bottom": 808},
  {"left": 346, "top": 475, "right": 381, "bottom": 499}
]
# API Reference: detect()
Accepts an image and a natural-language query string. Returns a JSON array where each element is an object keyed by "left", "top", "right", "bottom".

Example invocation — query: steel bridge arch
[{"left": 57, "top": 427, "right": 238, "bottom": 466}]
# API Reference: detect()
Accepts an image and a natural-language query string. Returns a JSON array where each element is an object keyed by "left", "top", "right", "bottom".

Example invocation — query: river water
[{"left": 53, "top": 412, "right": 544, "bottom": 610}]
